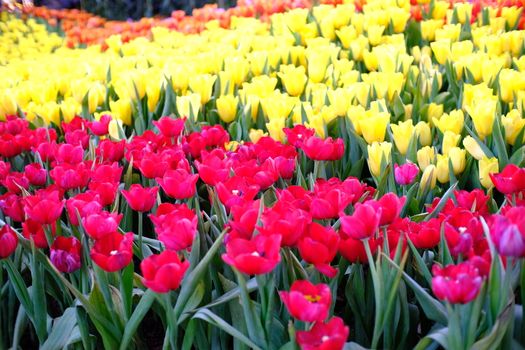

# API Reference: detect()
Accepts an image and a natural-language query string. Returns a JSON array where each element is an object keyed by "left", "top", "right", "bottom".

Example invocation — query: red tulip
[
  {"left": 154, "top": 204, "right": 197, "bottom": 251},
  {"left": 259, "top": 201, "right": 311, "bottom": 247},
  {"left": 87, "top": 114, "right": 111, "bottom": 136},
  {"left": 408, "top": 218, "right": 440, "bottom": 249},
  {"left": 300, "top": 136, "right": 344, "bottom": 161},
  {"left": 24, "top": 163, "right": 47, "bottom": 187},
  {"left": 23, "top": 189, "right": 64, "bottom": 225},
  {"left": 22, "top": 219, "right": 55, "bottom": 248},
  {"left": 394, "top": 162, "right": 419, "bottom": 185},
  {"left": 64, "top": 129, "right": 89, "bottom": 149},
  {"left": 50, "top": 236, "right": 82, "bottom": 273},
  {"left": 276, "top": 186, "right": 313, "bottom": 211},
  {"left": 121, "top": 184, "right": 158, "bottom": 212},
  {"left": 0, "top": 160, "right": 11, "bottom": 180},
  {"left": 195, "top": 149, "right": 230, "bottom": 185},
  {"left": 137, "top": 151, "right": 169, "bottom": 179},
  {"left": 227, "top": 200, "right": 261, "bottom": 239},
  {"left": 0, "top": 193, "right": 24, "bottom": 222},
  {"left": 296, "top": 317, "right": 349, "bottom": 350},
  {"left": 298, "top": 223, "right": 339, "bottom": 278},
  {"left": 369, "top": 193, "right": 406, "bottom": 226},
  {"left": 490, "top": 164, "right": 525, "bottom": 194},
  {"left": 454, "top": 189, "right": 489, "bottom": 217},
  {"left": 222, "top": 234, "right": 281, "bottom": 275},
  {"left": 279, "top": 280, "right": 332, "bottom": 322},
  {"left": 431, "top": 262, "right": 483, "bottom": 304},
  {"left": 490, "top": 207, "right": 525, "bottom": 257},
  {"left": 2, "top": 172, "right": 29, "bottom": 194},
  {"left": 140, "top": 250, "right": 189, "bottom": 293},
  {"left": 90, "top": 232, "right": 134, "bottom": 272},
  {"left": 340, "top": 203, "right": 381, "bottom": 240},
  {"left": 88, "top": 181, "right": 119, "bottom": 207},
  {"left": 0, "top": 225, "right": 18, "bottom": 259},
  {"left": 96, "top": 139, "right": 125, "bottom": 162},
  {"left": 66, "top": 192, "right": 102, "bottom": 226},
  {"left": 82, "top": 211, "right": 123, "bottom": 239},
  {"left": 153, "top": 116, "right": 185, "bottom": 138},
  {"left": 157, "top": 169, "right": 199, "bottom": 199},
  {"left": 339, "top": 235, "right": 382, "bottom": 264},
  {"left": 55, "top": 143, "right": 84, "bottom": 164},
  {"left": 284, "top": 125, "right": 315, "bottom": 147},
  {"left": 215, "top": 176, "right": 260, "bottom": 210}
]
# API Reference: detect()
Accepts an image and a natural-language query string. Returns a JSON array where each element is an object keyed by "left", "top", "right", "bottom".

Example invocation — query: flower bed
[{"left": 1, "top": 0, "right": 525, "bottom": 349}]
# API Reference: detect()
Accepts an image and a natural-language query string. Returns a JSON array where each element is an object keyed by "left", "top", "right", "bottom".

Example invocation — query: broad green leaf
[
  {"left": 41, "top": 308, "right": 78, "bottom": 350},
  {"left": 119, "top": 289, "right": 156, "bottom": 350}
]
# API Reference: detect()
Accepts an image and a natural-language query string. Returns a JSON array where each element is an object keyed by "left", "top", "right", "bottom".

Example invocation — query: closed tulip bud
[
  {"left": 176, "top": 93, "right": 201, "bottom": 120},
  {"left": 449, "top": 147, "right": 467, "bottom": 175},
  {"left": 367, "top": 141, "right": 392, "bottom": 178},
  {"left": 216, "top": 95, "right": 239, "bottom": 123},
  {"left": 501, "top": 6, "right": 521, "bottom": 28},
  {"left": 420, "top": 164, "right": 437, "bottom": 192},
  {"left": 479, "top": 157, "right": 499, "bottom": 189},
  {"left": 462, "top": 136, "right": 486, "bottom": 160},
  {"left": 146, "top": 83, "right": 161, "bottom": 113},
  {"left": 0, "top": 90, "right": 18, "bottom": 119},
  {"left": 249, "top": 129, "right": 267, "bottom": 143},
  {"left": 421, "top": 19, "right": 444, "bottom": 41},
  {"left": 360, "top": 112, "right": 390, "bottom": 144},
  {"left": 415, "top": 121, "right": 432, "bottom": 146},
  {"left": 307, "top": 50, "right": 331, "bottom": 84},
  {"left": 328, "top": 88, "right": 352, "bottom": 117},
  {"left": 109, "top": 98, "right": 132, "bottom": 126},
  {"left": 442, "top": 131, "right": 461, "bottom": 155},
  {"left": 350, "top": 35, "right": 369, "bottom": 61},
  {"left": 347, "top": 105, "right": 366, "bottom": 135},
  {"left": 427, "top": 103, "right": 444, "bottom": 125},
  {"left": 436, "top": 154, "right": 450, "bottom": 184},
  {"left": 417, "top": 146, "right": 436, "bottom": 171},
  {"left": 278, "top": 65, "right": 307, "bottom": 97},
  {"left": 502, "top": 110, "right": 525, "bottom": 145},
  {"left": 336, "top": 25, "right": 357, "bottom": 49},
  {"left": 433, "top": 109, "right": 464, "bottom": 135},
  {"left": 391, "top": 120, "right": 414, "bottom": 155},
  {"left": 466, "top": 99, "right": 497, "bottom": 141},
  {"left": 430, "top": 39, "right": 451, "bottom": 65},
  {"left": 432, "top": 1, "right": 449, "bottom": 19},
  {"left": 266, "top": 118, "right": 286, "bottom": 142},
  {"left": 88, "top": 83, "right": 105, "bottom": 113},
  {"left": 189, "top": 74, "right": 217, "bottom": 105},
  {"left": 367, "top": 25, "right": 385, "bottom": 46}
]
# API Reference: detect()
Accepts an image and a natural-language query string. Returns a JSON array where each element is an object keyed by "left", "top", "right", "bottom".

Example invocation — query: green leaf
[
  {"left": 424, "top": 182, "right": 457, "bottom": 220},
  {"left": 41, "top": 308, "right": 78, "bottom": 350},
  {"left": 193, "top": 309, "right": 263, "bottom": 350},
  {"left": 119, "top": 289, "right": 156, "bottom": 350},
  {"left": 413, "top": 326, "right": 449, "bottom": 350},
  {"left": 178, "top": 281, "right": 205, "bottom": 324},
  {"left": 492, "top": 116, "right": 509, "bottom": 168},
  {"left": 471, "top": 301, "right": 513, "bottom": 350}
]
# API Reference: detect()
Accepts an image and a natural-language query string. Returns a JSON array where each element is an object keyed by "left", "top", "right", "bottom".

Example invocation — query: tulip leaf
[
  {"left": 407, "top": 238, "right": 433, "bottom": 285},
  {"left": 119, "top": 289, "right": 156, "bottom": 350},
  {"left": 424, "top": 182, "right": 457, "bottom": 220},
  {"left": 509, "top": 145, "right": 525, "bottom": 166},
  {"left": 31, "top": 244, "right": 48, "bottom": 343},
  {"left": 471, "top": 301, "right": 513, "bottom": 350},
  {"left": 343, "top": 342, "right": 368, "bottom": 350},
  {"left": 178, "top": 281, "right": 205, "bottom": 324},
  {"left": 492, "top": 116, "right": 509, "bottom": 168},
  {"left": 3, "top": 259, "right": 35, "bottom": 322},
  {"left": 413, "top": 326, "right": 449, "bottom": 350},
  {"left": 193, "top": 308, "right": 263, "bottom": 350},
  {"left": 41, "top": 307, "right": 78, "bottom": 350}
]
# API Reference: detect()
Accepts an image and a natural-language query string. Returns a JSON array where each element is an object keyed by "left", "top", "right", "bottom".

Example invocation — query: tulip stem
[
  {"left": 521, "top": 260, "right": 525, "bottom": 344},
  {"left": 138, "top": 212, "right": 144, "bottom": 259}
]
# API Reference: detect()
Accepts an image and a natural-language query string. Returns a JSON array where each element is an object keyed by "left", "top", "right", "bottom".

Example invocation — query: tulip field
[{"left": 2, "top": 0, "right": 525, "bottom": 348}]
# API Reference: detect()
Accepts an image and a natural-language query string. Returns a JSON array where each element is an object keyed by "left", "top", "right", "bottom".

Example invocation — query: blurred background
[{"left": 31, "top": 0, "right": 237, "bottom": 19}]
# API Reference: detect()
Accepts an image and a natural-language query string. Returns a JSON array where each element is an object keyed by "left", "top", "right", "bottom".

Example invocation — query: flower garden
[{"left": 1, "top": 0, "right": 525, "bottom": 348}]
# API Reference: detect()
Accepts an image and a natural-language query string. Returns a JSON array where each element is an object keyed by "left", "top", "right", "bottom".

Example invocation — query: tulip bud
[
  {"left": 466, "top": 99, "right": 497, "bottom": 141},
  {"left": 109, "top": 98, "right": 132, "bottom": 126},
  {"left": 266, "top": 118, "right": 286, "bottom": 142},
  {"left": 417, "top": 146, "right": 436, "bottom": 171},
  {"left": 479, "top": 156, "right": 499, "bottom": 189},
  {"left": 430, "top": 39, "right": 451, "bottom": 65},
  {"left": 278, "top": 65, "right": 307, "bottom": 97},
  {"left": 0, "top": 90, "right": 18, "bottom": 120},
  {"left": 448, "top": 147, "right": 467, "bottom": 175},
  {"left": 415, "top": 121, "right": 432, "bottom": 146},
  {"left": 249, "top": 128, "right": 267, "bottom": 143},
  {"left": 367, "top": 141, "right": 392, "bottom": 178},
  {"left": 501, "top": 110, "right": 525, "bottom": 145},
  {"left": 216, "top": 95, "right": 239, "bottom": 123},
  {"left": 391, "top": 120, "right": 414, "bottom": 155},
  {"left": 360, "top": 112, "right": 390, "bottom": 144},
  {"left": 462, "top": 136, "right": 486, "bottom": 160},
  {"left": 442, "top": 131, "right": 461, "bottom": 155},
  {"left": 176, "top": 93, "right": 201, "bottom": 120},
  {"left": 433, "top": 109, "right": 464, "bottom": 135},
  {"left": 427, "top": 103, "right": 444, "bottom": 125},
  {"left": 189, "top": 74, "right": 217, "bottom": 105},
  {"left": 367, "top": 25, "right": 385, "bottom": 46},
  {"left": 420, "top": 164, "right": 437, "bottom": 192},
  {"left": 436, "top": 154, "right": 450, "bottom": 184}
]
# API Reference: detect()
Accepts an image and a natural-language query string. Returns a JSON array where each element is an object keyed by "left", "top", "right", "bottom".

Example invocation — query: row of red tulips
[{"left": 0, "top": 113, "right": 525, "bottom": 348}]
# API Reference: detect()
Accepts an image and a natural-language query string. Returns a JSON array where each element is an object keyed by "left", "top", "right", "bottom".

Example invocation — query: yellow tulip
[
  {"left": 427, "top": 103, "right": 444, "bottom": 126},
  {"left": 433, "top": 109, "right": 464, "bottom": 135},
  {"left": 448, "top": 147, "right": 466, "bottom": 175},
  {"left": 430, "top": 39, "right": 451, "bottom": 65},
  {"left": 359, "top": 112, "right": 390, "bottom": 144},
  {"left": 501, "top": 6, "right": 521, "bottom": 28},
  {"left": 108, "top": 118, "right": 122, "bottom": 140},
  {"left": 327, "top": 88, "right": 353, "bottom": 117},
  {"left": 415, "top": 121, "right": 432, "bottom": 147},
  {"left": 216, "top": 95, "right": 239, "bottom": 123},
  {"left": 417, "top": 146, "right": 436, "bottom": 170},
  {"left": 0, "top": 90, "right": 17, "bottom": 119},
  {"left": 466, "top": 99, "right": 497, "bottom": 141},
  {"left": 249, "top": 128, "right": 267, "bottom": 143},
  {"left": 109, "top": 98, "right": 132, "bottom": 126},
  {"left": 420, "top": 164, "right": 437, "bottom": 192},
  {"left": 367, "top": 25, "right": 385, "bottom": 46},
  {"left": 307, "top": 50, "right": 331, "bottom": 83},
  {"left": 305, "top": 114, "right": 326, "bottom": 138},
  {"left": 462, "top": 136, "right": 486, "bottom": 160},
  {"left": 146, "top": 83, "right": 161, "bottom": 113},
  {"left": 391, "top": 120, "right": 414, "bottom": 155},
  {"left": 189, "top": 74, "right": 217, "bottom": 105},
  {"left": 421, "top": 20, "right": 444, "bottom": 41},
  {"left": 225, "top": 56, "right": 249, "bottom": 87},
  {"left": 266, "top": 118, "right": 286, "bottom": 142},
  {"left": 367, "top": 141, "right": 392, "bottom": 178},
  {"left": 479, "top": 156, "right": 499, "bottom": 189},
  {"left": 59, "top": 98, "right": 80, "bottom": 123},
  {"left": 278, "top": 65, "right": 307, "bottom": 97},
  {"left": 336, "top": 25, "right": 357, "bottom": 49},
  {"left": 442, "top": 131, "right": 461, "bottom": 155},
  {"left": 432, "top": 1, "right": 449, "bottom": 20},
  {"left": 176, "top": 93, "right": 201, "bottom": 120},
  {"left": 436, "top": 154, "right": 450, "bottom": 184},
  {"left": 502, "top": 110, "right": 525, "bottom": 145}
]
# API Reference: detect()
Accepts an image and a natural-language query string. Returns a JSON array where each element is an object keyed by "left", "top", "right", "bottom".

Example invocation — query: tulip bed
[{"left": 3, "top": 0, "right": 525, "bottom": 349}]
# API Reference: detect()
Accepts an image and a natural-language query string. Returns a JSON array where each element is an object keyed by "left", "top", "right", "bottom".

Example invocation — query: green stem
[
  {"left": 364, "top": 239, "right": 382, "bottom": 349},
  {"left": 138, "top": 211, "right": 144, "bottom": 259},
  {"left": 163, "top": 294, "right": 178, "bottom": 350}
]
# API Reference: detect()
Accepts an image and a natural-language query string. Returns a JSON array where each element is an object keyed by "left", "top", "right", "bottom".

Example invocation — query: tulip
[
  {"left": 153, "top": 116, "right": 185, "bottom": 138},
  {"left": 367, "top": 141, "right": 392, "bottom": 178},
  {"left": 489, "top": 163, "right": 525, "bottom": 194},
  {"left": 156, "top": 206, "right": 197, "bottom": 252},
  {"left": 408, "top": 218, "right": 441, "bottom": 249},
  {"left": 501, "top": 110, "right": 525, "bottom": 145},
  {"left": 466, "top": 99, "right": 497, "bottom": 141},
  {"left": 279, "top": 280, "right": 332, "bottom": 323},
  {"left": 435, "top": 154, "right": 450, "bottom": 184},
  {"left": 415, "top": 121, "right": 432, "bottom": 147},
  {"left": 259, "top": 201, "right": 310, "bottom": 247},
  {"left": 0, "top": 225, "right": 18, "bottom": 259},
  {"left": 189, "top": 74, "right": 217, "bottom": 105},
  {"left": 417, "top": 146, "right": 436, "bottom": 171},
  {"left": 0, "top": 193, "right": 25, "bottom": 223},
  {"left": 300, "top": 136, "right": 344, "bottom": 161},
  {"left": 420, "top": 164, "right": 438, "bottom": 192},
  {"left": 431, "top": 262, "right": 483, "bottom": 304},
  {"left": 278, "top": 65, "right": 307, "bottom": 97},
  {"left": 121, "top": 184, "right": 158, "bottom": 212},
  {"left": 442, "top": 131, "right": 460, "bottom": 155},
  {"left": 157, "top": 169, "right": 199, "bottom": 200},
  {"left": 23, "top": 189, "right": 64, "bottom": 225},
  {"left": 109, "top": 98, "right": 132, "bottom": 126},
  {"left": 296, "top": 317, "right": 349, "bottom": 350},
  {"left": 24, "top": 163, "right": 47, "bottom": 187},
  {"left": 433, "top": 110, "right": 464, "bottom": 135},
  {"left": 369, "top": 193, "right": 406, "bottom": 226},
  {"left": 216, "top": 95, "right": 239, "bottom": 123},
  {"left": 449, "top": 147, "right": 467, "bottom": 175},
  {"left": 394, "top": 163, "right": 419, "bottom": 185},
  {"left": 0, "top": 90, "right": 18, "bottom": 119},
  {"left": 430, "top": 39, "right": 451, "bottom": 65},
  {"left": 359, "top": 112, "right": 389, "bottom": 144},
  {"left": 222, "top": 234, "right": 281, "bottom": 275},
  {"left": 22, "top": 219, "right": 54, "bottom": 249},
  {"left": 491, "top": 207, "right": 525, "bottom": 258},
  {"left": 90, "top": 232, "right": 134, "bottom": 272},
  {"left": 140, "top": 250, "right": 189, "bottom": 293},
  {"left": 249, "top": 129, "right": 267, "bottom": 143},
  {"left": 391, "top": 120, "right": 414, "bottom": 155},
  {"left": 50, "top": 236, "right": 82, "bottom": 273},
  {"left": 340, "top": 203, "right": 381, "bottom": 240},
  {"left": 66, "top": 192, "right": 103, "bottom": 226},
  {"left": 176, "top": 93, "right": 201, "bottom": 120},
  {"left": 87, "top": 114, "right": 112, "bottom": 136},
  {"left": 82, "top": 211, "right": 123, "bottom": 240},
  {"left": 298, "top": 222, "right": 339, "bottom": 278},
  {"left": 462, "top": 136, "right": 486, "bottom": 160}
]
